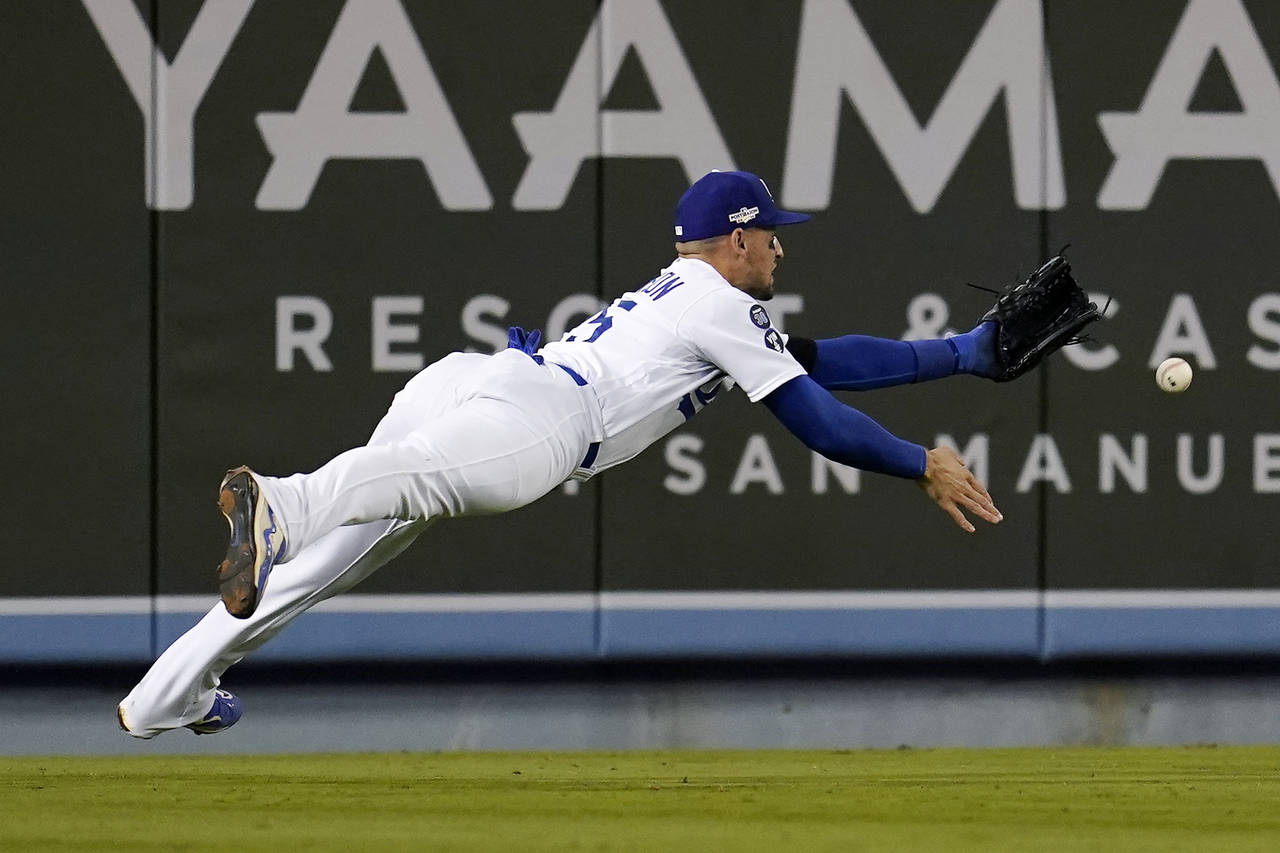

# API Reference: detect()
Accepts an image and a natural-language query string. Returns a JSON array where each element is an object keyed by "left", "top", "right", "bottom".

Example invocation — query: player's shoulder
[{"left": 675, "top": 287, "right": 776, "bottom": 349}]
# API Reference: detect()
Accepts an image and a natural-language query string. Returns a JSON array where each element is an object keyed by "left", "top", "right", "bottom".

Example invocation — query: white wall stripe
[
  {"left": 310, "top": 593, "right": 598, "bottom": 613},
  {"left": 1043, "top": 590, "right": 1280, "bottom": 608},
  {"left": 0, "top": 597, "right": 156, "bottom": 615},
  {"left": 4, "top": 590, "right": 1280, "bottom": 616},
  {"left": 598, "top": 591, "right": 1042, "bottom": 610},
  {"left": 157, "top": 596, "right": 217, "bottom": 614},
  {"left": 0, "top": 594, "right": 603, "bottom": 616}
]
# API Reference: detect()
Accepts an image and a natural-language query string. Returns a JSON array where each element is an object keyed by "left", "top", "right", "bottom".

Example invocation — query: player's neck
[{"left": 676, "top": 252, "right": 746, "bottom": 290}]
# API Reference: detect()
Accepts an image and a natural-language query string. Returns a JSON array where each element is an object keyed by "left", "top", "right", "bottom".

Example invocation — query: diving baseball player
[{"left": 117, "top": 170, "right": 1004, "bottom": 737}]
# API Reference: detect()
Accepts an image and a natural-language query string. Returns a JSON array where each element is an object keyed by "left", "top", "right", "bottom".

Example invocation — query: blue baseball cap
[{"left": 673, "top": 170, "right": 810, "bottom": 241}]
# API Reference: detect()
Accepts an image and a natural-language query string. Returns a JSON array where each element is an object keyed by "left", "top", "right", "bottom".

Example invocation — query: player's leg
[
  {"left": 214, "top": 351, "right": 505, "bottom": 617},
  {"left": 117, "top": 516, "right": 429, "bottom": 737},
  {"left": 118, "top": 354, "right": 483, "bottom": 735},
  {"left": 258, "top": 350, "right": 597, "bottom": 559}
]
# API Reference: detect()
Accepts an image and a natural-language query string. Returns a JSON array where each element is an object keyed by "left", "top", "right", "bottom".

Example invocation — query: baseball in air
[{"left": 1156, "top": 357, "right": 1193, "bottom": 393}]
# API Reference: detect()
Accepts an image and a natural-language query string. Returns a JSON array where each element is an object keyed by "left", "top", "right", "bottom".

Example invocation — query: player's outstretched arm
[
  {"left": 785, "top": 323, "right": 999, "bottom": 391},
  {"left": 763, "top": 375, "right": 1002, "bottom": 532}
]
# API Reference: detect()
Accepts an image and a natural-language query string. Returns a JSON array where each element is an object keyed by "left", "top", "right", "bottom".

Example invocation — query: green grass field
[{"left": 3, "top": 748, "right": 1279, "bottom": 851}]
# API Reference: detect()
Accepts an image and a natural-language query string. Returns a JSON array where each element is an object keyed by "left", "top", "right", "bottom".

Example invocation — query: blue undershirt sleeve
[
  {"left": 808, "top": 322, "right": 997, "bottom": 390},
  {"left": 762, "top": 374, "right": 927, "bottom": 479},
  {"left": 810, "top": 335, "right": 956, "bottom": 390}
]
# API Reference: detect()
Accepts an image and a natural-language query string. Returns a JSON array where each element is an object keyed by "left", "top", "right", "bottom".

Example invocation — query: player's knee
[{"left": 115, "top": 700, "right": 161, "bottom": 739}]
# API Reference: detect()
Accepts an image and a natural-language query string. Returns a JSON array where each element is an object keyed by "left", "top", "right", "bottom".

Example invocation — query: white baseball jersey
[{"left": 538, "top": 256, "right": 807, "bottom": 472}]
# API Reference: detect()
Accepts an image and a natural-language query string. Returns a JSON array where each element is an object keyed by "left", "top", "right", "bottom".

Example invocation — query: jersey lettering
[
  {"left": 676, "top": 380, "right": 723, "bottom": 421},
  {"left": 639, "top": 272, "right": 684, "bottom": 300},
  {"left": 694, "top": 382, "right": 722, "bottom": 405}
]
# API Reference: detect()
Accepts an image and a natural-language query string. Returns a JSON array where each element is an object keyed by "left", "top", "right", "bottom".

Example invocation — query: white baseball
[{"left": 1156, "top": 357, "right": 1193, "bottom": 393}]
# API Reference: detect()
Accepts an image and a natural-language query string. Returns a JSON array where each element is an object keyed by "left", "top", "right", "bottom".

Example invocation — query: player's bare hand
[{"left": 915, "top": 446, "right": 1002, "bottom": 533}]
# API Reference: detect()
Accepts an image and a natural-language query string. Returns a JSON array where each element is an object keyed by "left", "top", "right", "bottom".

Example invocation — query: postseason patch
[
  {"left": 764, "top": 329, "right": 784, "bottom": 352},
  {"left": 749, "top": 304, "right": 771, "bottom": 329}
]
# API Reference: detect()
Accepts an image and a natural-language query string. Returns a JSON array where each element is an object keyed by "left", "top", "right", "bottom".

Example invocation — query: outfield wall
[{"left": 5, "top": 1, "right": 1280, "bottom": 664}]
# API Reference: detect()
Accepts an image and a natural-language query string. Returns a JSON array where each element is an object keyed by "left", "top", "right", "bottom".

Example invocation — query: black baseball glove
[{"left": 977, "top": 253, "right": 1101, "bottom": 382}]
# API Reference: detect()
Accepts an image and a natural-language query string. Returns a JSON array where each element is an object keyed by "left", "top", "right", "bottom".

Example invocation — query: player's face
[{"left": 740, "top": 228, "right": 783, "bottom": 300}]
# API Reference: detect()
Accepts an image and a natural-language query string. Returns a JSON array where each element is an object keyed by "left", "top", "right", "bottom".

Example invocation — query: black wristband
[{"left": 785, "top": 335, "right": 817, "bottom": 372}]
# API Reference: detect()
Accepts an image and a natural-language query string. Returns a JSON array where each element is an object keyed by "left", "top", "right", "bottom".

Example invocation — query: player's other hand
[{"left": 916, "top": 446, "right": 1002, "bottom": 533}]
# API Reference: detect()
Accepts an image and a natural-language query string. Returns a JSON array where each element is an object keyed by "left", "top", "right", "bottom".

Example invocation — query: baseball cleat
[
  {"left": 186, "top": 689, "right": 242, "bottom": 735},
  {"left": 216, "top": 466, "right": 284, "bottom": 619}
]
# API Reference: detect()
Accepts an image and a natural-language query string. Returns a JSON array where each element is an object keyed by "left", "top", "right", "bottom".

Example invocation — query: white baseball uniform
[{"left": 119, "top": 257, "right": 805, "bottom": 736}]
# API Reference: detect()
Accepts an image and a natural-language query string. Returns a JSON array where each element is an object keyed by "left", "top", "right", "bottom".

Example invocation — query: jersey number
[{"left": 565, "top": 299, "right": 636, "bottom": 343}]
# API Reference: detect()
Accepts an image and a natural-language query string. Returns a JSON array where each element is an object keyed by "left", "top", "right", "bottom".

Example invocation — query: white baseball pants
[{"left": 118, "top": 350, "right": 602, "bottom": 737}]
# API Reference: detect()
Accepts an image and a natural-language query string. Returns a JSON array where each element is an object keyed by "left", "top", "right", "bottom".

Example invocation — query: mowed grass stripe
[{"left": 2, "top": 748, "right": 1279, "bottom": 852}]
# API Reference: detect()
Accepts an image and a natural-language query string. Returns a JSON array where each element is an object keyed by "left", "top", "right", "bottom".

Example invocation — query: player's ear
[{"left": 731, "top": 228, "right": 748, "bottom": 254}]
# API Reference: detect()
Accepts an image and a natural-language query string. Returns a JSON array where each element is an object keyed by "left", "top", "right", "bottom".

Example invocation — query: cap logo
[{"left": 728, "top": 205, "right": 760, "bottom": 224}]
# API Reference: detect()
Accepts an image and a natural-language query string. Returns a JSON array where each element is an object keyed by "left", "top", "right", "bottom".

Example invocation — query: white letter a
[
  {"left": 511, "top": 0, "right": 733, "bottom": 211},
  {"left": 256, "top": 0, "right": 491, "bottom": 210}
]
